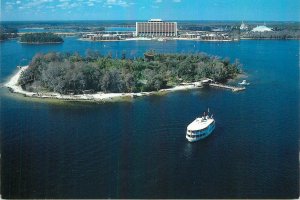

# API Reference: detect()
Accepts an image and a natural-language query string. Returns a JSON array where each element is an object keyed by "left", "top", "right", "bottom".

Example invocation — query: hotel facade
[{"left": 136, "top": 19, "right": 178, "bottom": 37}]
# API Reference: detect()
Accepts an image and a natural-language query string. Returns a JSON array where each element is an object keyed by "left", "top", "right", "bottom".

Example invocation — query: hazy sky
[{"left": 1, "top": 0, "right": 299, "bottom": 21}]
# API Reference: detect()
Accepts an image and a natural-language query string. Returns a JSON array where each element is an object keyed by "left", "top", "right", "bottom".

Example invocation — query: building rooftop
[
  {"left": 240, "top": 22, "right": 248, "bottom": 30},
  {"left": 148, "top": 19, "right": 163, "bottom": 22},
  {"left": 187, "top": 117, "right": 214, "bottom": 131},
  {"left": 252, "top": 25, "right": 272, "bottom": 32}
]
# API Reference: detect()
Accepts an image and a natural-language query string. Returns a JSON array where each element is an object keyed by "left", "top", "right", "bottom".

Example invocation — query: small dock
[{"left": 209, "top": 83, "right": 245, "bottom": 92}]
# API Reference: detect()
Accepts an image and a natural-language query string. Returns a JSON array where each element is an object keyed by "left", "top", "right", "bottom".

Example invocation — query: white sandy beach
[{"left": 4, "top": 66, "right": 204, "bottom": 102}]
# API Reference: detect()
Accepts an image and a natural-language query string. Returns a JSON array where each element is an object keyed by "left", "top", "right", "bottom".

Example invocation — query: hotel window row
[{"left": 136, "top": 19, "right": 178, "bottom": 37}]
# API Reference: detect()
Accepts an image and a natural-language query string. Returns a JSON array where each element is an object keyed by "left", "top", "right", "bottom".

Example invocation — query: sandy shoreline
[{"left": 4, "top": 66, "right": 204, "bottom": 102}]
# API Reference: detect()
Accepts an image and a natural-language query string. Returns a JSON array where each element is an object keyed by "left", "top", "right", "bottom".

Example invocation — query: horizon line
[{"left": 1, "top": 19, "right": 300, "bottom": 23}]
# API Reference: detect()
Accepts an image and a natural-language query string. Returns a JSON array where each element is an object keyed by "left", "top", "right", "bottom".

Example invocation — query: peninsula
[{"left": 5, "top": 51, "right": 241, "bottom": 101}]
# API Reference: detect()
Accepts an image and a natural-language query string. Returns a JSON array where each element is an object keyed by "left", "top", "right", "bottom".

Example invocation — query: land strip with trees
[{"left": 18, "top": 51, "right": 241, "bottom": 95}]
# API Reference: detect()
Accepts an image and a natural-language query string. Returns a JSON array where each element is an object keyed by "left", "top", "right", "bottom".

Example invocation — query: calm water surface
[{"left": 1, "top": 38, "right": 299, "bottom": 198}]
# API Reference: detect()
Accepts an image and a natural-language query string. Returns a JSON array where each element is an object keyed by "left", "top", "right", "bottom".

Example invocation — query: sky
[{"left": 1, "top": 0, "right": 299, "bottom": 21}]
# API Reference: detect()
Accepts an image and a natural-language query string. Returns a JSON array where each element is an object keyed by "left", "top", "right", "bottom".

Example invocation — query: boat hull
[{"left": 186, "top": 121, "right": 215, "bottom": 142}]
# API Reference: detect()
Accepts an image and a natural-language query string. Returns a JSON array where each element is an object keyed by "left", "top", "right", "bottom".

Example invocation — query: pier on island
[
  {"left": 209, "top": 83, "right": 246, "bottom": 92},
  {"left": 200, "top": 79, "right": 246, "bottom": 92}
]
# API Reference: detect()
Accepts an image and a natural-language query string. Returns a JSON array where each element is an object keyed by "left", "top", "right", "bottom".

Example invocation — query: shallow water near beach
[{"left": 1, "top": 38, "right": 299, "bottom": 198}]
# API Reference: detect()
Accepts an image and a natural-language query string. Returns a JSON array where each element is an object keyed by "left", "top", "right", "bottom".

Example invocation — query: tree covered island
[
  {"left": 18, "top": 51, "right": 241, "bottom": 95},
  {"left": 0, "top": 26, "right": 18, "bottom": 41},
  {"left": 20, "top": 33, "right": 64, "bottom": 44}
]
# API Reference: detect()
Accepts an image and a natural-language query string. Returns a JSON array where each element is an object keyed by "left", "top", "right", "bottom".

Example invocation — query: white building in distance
[
  {"left": 240, "top": 22, "right": 248, "bottom": 31},
  {"left": 252, "top": 25, "right": 273, "bottom": 32},
  {"left": 136, "top": 19, "right": 178, "bottom": 37}
]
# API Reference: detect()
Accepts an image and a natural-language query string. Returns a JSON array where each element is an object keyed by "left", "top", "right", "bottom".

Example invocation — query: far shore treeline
[
  {"left": 20, "top": 33, "right": 64, "bottom": 43},
  {"left": 18, "top": 51, "right": 241, "bottom": 94}
]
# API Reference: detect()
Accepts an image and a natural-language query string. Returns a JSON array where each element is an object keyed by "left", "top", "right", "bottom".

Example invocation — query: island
[
  {"left": 0, "top": 33, "right": 7, "bottom": 41},
  {"left": 20, "top": 33, "right": 64, "bottom": 44},
  {"left": 0, "top": 26, "right": 18, "bottom": 41},
  {"left": 5, "top": 51, "right": 242, "bottom": 102}
]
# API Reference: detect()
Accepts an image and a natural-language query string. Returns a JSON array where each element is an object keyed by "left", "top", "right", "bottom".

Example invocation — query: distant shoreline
[
  {"left": 79, "top": 37, "right": 235, "bottom": 42},
  {"left": 5, "top": 66, "right": 207, "bottom": 102},
  {"left": 78, "top": 38, "right": 152, "bottom": 42},
  {"left": 79, "top": 37, "right": 300, "bottom": 43},
  {"left": 19, "top": 41, "right": 64, "bottom": 44}
]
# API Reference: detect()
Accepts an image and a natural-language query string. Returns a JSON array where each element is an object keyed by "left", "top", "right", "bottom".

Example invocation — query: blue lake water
[
  {"left": 105, "top": 27, "right": 136, "bottom": 32},
  {"left": 0, "top": 37, "right": 299, "bottom": 198},
  {"left": 18, "top": 28, "right": 75, "bottom": 33},
  {"left": 18, "top": 28, "right": 48, "bottom": 33}
]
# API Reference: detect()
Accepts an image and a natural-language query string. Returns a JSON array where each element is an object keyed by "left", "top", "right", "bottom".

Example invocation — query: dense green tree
[
  {"left": 20, "top": 33, "right": 63, "bottom": 43},
  {"left": 241, "top": 30, "right": 300, "bottom": 39},
  {"left": 0, "top": 33, "right": 7, "bottom": 41},
  {"left": 18, "top": 51, "right": 241, "bottom": 94},
  {"left": 0, "top": 26, "right": 18, "bottom": 40}
]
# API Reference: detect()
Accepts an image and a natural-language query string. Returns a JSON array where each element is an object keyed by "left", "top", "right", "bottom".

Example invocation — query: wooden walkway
[{"left": 209, "top": 83, "right": 246, "bottom": 92}]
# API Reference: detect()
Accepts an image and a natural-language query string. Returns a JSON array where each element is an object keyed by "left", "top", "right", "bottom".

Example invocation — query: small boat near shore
[
  {"left": 186, "top": 109, "right": 215, "bottom": 142},
  {"left": 238, "top": 80, "right": 250, "bottom": 85}
]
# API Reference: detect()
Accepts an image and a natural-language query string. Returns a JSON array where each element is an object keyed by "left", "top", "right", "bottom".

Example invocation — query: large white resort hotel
[{"left": 136, "top": 19, "right": 178, "bottom": 37}]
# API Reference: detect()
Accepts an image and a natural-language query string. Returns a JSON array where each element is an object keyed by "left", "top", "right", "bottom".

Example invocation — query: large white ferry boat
[{"left": 186, "top": 109, "right": 215, "bottom": 142}]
